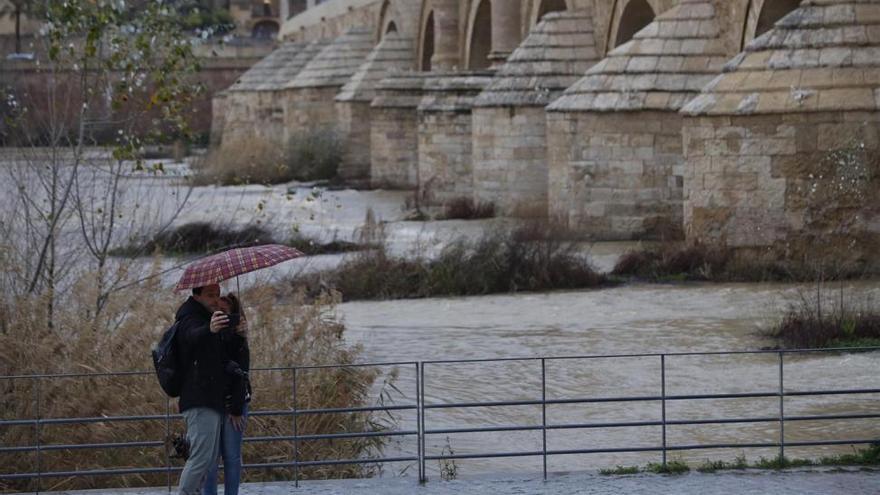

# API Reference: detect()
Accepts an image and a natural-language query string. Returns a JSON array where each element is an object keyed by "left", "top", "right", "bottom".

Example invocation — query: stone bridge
[{"left": 212, "top": 0, "right": 880, "bottom": 262}]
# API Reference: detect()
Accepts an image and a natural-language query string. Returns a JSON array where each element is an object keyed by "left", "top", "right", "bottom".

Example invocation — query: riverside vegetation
[
  {"left": 286, "top": 221, "right": 608, "bottom": 302},
  {"left": 0, "top": 270, "right": 393, "bottom": 492},
  {"left": 599, "top": 444, "right": 880, "bottom": 476}
]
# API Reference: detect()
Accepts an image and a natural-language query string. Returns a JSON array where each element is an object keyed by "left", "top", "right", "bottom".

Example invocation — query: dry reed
[{"left": 0, "top": 264, "right": 389, "bottom": 492}]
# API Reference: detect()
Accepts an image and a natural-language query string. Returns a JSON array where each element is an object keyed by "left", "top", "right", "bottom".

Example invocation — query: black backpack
[{"left": 152, "top": 321, "right": 183, "bottom": 398}]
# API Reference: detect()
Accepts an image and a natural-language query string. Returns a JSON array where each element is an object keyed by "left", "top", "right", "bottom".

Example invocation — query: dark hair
[
  {"left": 221, "top": 293, "right": 241, "bottom": 314},
  {"left": 192, "top": 287, "right": 203, "bottom": 296}
]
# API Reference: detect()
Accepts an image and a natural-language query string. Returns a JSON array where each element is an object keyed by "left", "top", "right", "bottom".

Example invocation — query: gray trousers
[{"left": 178, "top": 407, "right": 223, "bottom": 495}]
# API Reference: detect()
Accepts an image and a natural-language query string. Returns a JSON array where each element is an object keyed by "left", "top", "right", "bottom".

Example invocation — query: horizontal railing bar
[
  {"left": 0, "top": 414, "right": 179, "bottom": 427},
  {"left": 425, "top": 450, "right": 543, "bottom": 460},
  {"left": 5, "top": 347, "right": 879, "bottom": 380},
  {"left": 785, "top": 439, "right": 880, "bottom": 447},
  {"left": 294, "top": 404, "right": 418, "bottom": 415},
  {"left": 0, "top": 456, "right": 422, "bottom": 480},
  {"left": 427, "top": 425, "right": 544, "bottom": 435},
  {"left": 285, "top": 361, "right": 419, "bottom": 371},
  {"left": 785, "top": 389, "right": 880, "bottom": 397},
  {"left": 0, "top": 466, "right": 182, "bottom": 479},
  {"left": 242, "top": 430, "right": 419, "bottom": 443},
  {"left": 421, "top": 347, "right": 880, "bottom": 366},
  {"left": 786, "top": 413, "right": 880, "bottom": 422},
  {"left": 0, "top": 440, "right": 162, "bottom": 453},
  {"left": 240, "top": 456, "right": 419, "bottom": 469}
]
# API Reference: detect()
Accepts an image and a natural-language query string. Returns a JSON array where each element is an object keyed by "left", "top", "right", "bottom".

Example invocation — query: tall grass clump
[
  {"left": 765, "top": 284, "right": 880, "bottom": 349},
  {"left": 192, "top": 129, "right": 342, "bottom": 186},
  {"left": 438, "top": 197, "right": 495, "bottom": 220},
  {"left": 0, "top": 268, "right": 389, "bottom": 492},
  {"left": 192, "top": 137, "right": 292, "bottom": 186},
  {"left": 286, "top": 128, "right": 342, "bottom": 182},
  {"left": 112, "top": 222, "right": 368, "bottom": 258},
  {"left": 612, "top": 242, "right": 876, "bottom": 283},
  {"left": 291, "top": 224, "right": 607, "bottom": 301}
]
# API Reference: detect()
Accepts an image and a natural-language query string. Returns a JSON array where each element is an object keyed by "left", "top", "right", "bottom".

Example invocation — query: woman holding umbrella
[{"left": 203, "top": 292, "right": 251, "bottom": 495}]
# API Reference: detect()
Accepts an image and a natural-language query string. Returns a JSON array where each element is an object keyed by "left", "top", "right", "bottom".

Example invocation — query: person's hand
[
  {"left": 209, "top": 312, "right": 228, "bottom": 333},
  {"left": 236, "top": 314, "right": 248, "bottom": 337},
  {"left": 229, "top": 414, "right": 245, "bottom": 432}
]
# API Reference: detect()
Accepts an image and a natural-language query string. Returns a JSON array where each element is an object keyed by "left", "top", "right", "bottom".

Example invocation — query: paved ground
[{"left": 16, "top": 468, "right": 880, "bottom": 495}]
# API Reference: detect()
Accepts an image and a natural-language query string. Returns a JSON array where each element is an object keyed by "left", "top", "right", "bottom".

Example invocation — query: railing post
[
  {"left": 165, "top": 396, "right": 172, "bottom": 493},
  {"left": 541, "top": 358, "right": 547, "bottom": 481},
  {"left": 778, "top": 351, "right": 785, "bottom": 462},
  {"left": 415, "top": 362, "right": 425, "bottom": 484},
  {"left": 418, "top": 362, "right": 427, "bottom": 484},
  {"left": 35, "top": 376, "right": 41, "bottom": 495},
  {"left": 293, "top": 367, "right": 299, "bottom": 488},
  {"left": 661, "top": 354, "right": 667, "bottom": 469}
]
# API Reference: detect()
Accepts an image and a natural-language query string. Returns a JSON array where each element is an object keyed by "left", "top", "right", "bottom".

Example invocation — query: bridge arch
[
  {"left": 251, "top": 20, "right": 280, "bottom": 40},
  {"left": 529, "top": 0, "right": 568, "bottom": 28},
  {"left": 611, "top": 0, "right": 656, "bottom": 48},
  {"left": 420, "top": 10, "right": 435, "bottom": 71},
  {"left": 377, "top": 0, "right": 394, "bottom": 41},
  {"left": 465, "top": 0, "right": 492, "bottom": 70},
  {"left": 742, "top": 0, "right": 803, "bottom": 47}
]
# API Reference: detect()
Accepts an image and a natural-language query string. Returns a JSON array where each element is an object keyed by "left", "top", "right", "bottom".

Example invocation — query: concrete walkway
[{"left": 16, "top": 469, "right": 880, "bottom": 495}]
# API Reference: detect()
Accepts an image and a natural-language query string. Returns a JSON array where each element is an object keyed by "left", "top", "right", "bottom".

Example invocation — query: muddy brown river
[{"left": 336, "top": 282, "right": 880, "bottom": 476}]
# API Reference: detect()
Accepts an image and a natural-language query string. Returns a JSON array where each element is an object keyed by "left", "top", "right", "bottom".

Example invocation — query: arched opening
[
  {"left": 614, "top": 0, "right": 655, "bottom": 47},
  {"left": 537, "top": 0, "right": 567, "bottom": 23},
  {"left": 386, "top": 21, "right": 398, "bottom": 34},
  {"left": 467, "top": 0, "right": 492, "bottom": 70},
  {"left": 421, "top": 11, "right": 435, "bottom": 71},
  {"left": 251, "top": 20, "right": 280, "bottom": 39},
  {"left": 755, "top": 0, "right": 802, "bottom": 38},
  {"left": 378, "top": 0, "right": 392, "bottom": 40}
]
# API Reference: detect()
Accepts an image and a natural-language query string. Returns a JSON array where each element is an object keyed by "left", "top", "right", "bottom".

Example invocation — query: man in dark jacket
[{"left": 174, "top": 283, "right": 229, "bottom": 495}]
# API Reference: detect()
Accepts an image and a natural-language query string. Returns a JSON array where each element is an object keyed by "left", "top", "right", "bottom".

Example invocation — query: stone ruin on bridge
[{"left": 212, "top": 0, "right": 880, "bottom": 263}]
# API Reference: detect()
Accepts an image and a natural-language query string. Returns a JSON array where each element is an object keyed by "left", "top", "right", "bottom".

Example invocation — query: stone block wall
[
  {"left": 418, "top": 110, "right": 476, "bottom": 205},
  {"left": 222, "top": 91, "right": 286, "bottom": 146},
  {"left": 417, "top": 73, "right": 492, "bottom": 207},
  {"left": 369, "top": 73, "right": 424, "bottom": 189},
  {"left": 283, "top": 86, "right": 341, "bottom": 140},
  {"left": 547, "top": 110, "right": 685, "bottom": 240},
  {"left": 683, "top": 112, "right": 880, "bottom": 261},
  {"left": 371, "top": 104, "right": 420, "bottom": 188},
  {"left": 472, "top": 106, "right": 550, "bottom": 217},
  {"left": 335, "top": 100, "right": 373, "bottom": 180},
  {"left": 210, "top": 92, "right": 228, "bottom": 146}
]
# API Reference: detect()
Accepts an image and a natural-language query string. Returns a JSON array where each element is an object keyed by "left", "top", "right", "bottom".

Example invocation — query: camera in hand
[{"left": 226, "top": 312, "right": 240, "bottom": 330}]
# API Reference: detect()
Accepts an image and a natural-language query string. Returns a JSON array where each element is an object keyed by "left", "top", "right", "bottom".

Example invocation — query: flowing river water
[{"left": 335, "top": 282, "right": 880, "bottom": 477}]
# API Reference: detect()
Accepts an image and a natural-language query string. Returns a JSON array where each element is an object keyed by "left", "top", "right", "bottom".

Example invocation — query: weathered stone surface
[
  {"left": 417, "top": 72, "right": 493, "bottom": 206},
  {"left": 683, "top": 0, "right": 880, "bottom": 262},
  {"left": 683, "top": 0, "right": 880, "bottom": 116},
  {"left": 370, "top": 72, "right": 426, "bottom": 188},
  {"left": 549, "top": 0, "right": 728, "bottom": 114},
  {"left": 337, "top": 32, "right": 416, "bottom": 181},
  {"left": 548, "top": 111, "right": 687, "bottom": 240},
  {"left": 471, "top": 9, "right": 602, "bottom": 217},
  {"left": 545, "top": 0, "right": 728, "bottom": 239}
]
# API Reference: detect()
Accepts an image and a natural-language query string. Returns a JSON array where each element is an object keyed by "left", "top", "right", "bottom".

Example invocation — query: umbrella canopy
[{"left": 175, "top": 244, "right": 304, "bottom": 291}]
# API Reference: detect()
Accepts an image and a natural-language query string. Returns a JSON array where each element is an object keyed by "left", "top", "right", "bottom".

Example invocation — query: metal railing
[{"left": 1, "top": 348, "right": 879, "bottom": 493}]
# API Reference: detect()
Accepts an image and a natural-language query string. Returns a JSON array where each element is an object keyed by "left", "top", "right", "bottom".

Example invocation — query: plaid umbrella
[{"left": 174, "top": 244, "right": 304, "bottom": 291}]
